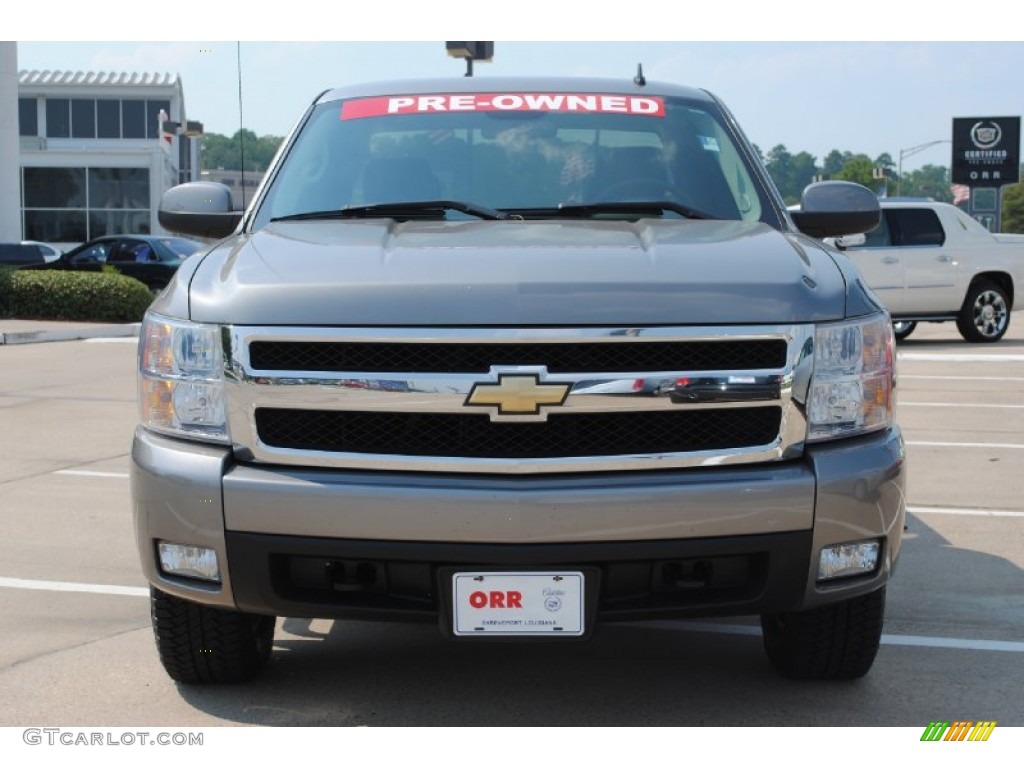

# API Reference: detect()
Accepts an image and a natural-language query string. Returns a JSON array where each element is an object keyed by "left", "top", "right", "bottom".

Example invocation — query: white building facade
[
  {"left": 17, "top": 70, "right": 201, "bottom": 248},
  {"left": 1, "top": 43, "right": 21, "bottom": 242}
]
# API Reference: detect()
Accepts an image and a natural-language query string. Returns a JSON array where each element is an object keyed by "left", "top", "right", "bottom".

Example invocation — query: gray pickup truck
[{"left": 134, "top": 76, "right": 905, "bottom": 684}]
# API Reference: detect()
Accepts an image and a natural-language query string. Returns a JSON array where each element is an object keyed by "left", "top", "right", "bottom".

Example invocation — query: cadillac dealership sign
[{"left": 952, "top": 117, "right": 1020, "bottom": 185}]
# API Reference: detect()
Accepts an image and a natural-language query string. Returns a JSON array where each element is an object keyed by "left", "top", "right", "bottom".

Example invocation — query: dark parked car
[
  {"left": 0, "top": 242, "right": 48, "bottom": 266},
  {"left": 22, "top": 235, "right": 204, "bottom": 291}
]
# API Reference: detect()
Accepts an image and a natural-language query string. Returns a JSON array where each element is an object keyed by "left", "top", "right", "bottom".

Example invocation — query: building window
[
  {"left": 147, "top": 99, "right": 171, "bottom": 138},
  {"left": 45, "top": 98, "right": 71, "bottom": 138},
  {"left": 22, "top": 166, "right": 150, "bottom": 242},
  {"left": 71, "top": 99, "right": 96, "bottom": 139},
  {"left": 88, "top": 168, "right": 149, "bottom": 209},
  {"left": 23, "top": 167, "right": 87, "bottom": 208},
  {"left": 97, "top": 100, "right": 120, "bottom": 138},
  {"left": 122, "top": 100, "right": 145, "bottom": 138},
  {"left": 89, "top": 210, "right": 150, "bottom": 238},
  {"left": 24, "top": 211, "right": 88, "bottom": 243},
  {"left": 19, "top": 98, "right": 38, "bottom": 137},
  {"left": 39, "top": 97, "right": 177, "bottom": 139}
]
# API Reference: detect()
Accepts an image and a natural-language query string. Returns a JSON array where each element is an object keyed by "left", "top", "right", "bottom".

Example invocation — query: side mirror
[
  {"left": 158, "top": 182, "right": 243, "bottom": 240},
  {"left": 790, "top": 181, "right": 880, "bottom": 239},
  {"left": 831, "top": 232, "right": 866, "bottom": 250}
]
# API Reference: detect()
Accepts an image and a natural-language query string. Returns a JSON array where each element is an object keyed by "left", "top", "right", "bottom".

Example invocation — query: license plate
[{"left": 452, "top": 571, "right": 584, "bottom": 636}]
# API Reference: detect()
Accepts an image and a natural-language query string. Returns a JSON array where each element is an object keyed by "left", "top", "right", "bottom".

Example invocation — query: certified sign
[
  {"left": 453, "top": 571, "right": 584, "bottom": 636},
  {"left": 952, "top": 116, "right": 1020, "bottom": 185}
]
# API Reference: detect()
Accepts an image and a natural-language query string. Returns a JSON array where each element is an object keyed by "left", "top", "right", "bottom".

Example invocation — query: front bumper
[{"left": 131, "top": 425, "right": 906, "bottom": 621}]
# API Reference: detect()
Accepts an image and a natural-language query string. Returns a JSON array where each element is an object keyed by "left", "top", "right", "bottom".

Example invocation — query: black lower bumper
[{"left": 226, "top": 530, "right": 813, "bottom": 626}]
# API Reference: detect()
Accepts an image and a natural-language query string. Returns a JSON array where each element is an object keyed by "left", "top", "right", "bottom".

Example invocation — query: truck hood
[{"left": 185, "top": 219, "right": 848, "bottom": 326}]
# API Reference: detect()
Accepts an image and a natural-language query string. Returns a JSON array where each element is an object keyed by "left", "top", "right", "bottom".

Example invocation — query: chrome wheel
[
  {"left": 958, "top": 280, "right": 1010, "bottom": 343},
  {"left": 973, "top": 291, "right": 1007, "bottom": 336}
]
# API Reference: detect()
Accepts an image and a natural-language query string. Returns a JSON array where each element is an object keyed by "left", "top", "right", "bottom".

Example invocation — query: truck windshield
[{"left": 253, "top": 91, "right": 771, "bottom": 229}]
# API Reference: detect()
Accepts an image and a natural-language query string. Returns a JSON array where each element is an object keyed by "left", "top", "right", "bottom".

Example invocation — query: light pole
[{"left": 897, "top": 140, "right": 951, "bottom": 197}]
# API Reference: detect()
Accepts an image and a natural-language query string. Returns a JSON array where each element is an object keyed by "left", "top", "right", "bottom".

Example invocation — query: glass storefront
[{"left": 22, "top": 166, "right": 151, "bottom": 242}]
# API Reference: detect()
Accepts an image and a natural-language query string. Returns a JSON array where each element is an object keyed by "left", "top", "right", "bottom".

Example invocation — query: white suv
[{"left": 833, "top": 201, "right": 1024, "bottom": 342}]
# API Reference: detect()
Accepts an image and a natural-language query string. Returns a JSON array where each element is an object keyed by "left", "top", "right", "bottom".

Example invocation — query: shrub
[
  {"left": 0, "top": 265, "right": 14, "bottom": 316},
  {"left": 0, "top": 269, "right": 154, "bottom": 322}
]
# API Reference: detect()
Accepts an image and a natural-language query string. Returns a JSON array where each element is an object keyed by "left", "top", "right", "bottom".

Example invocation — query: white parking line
[
  {"left": 643, "top": 621, "right": 1024, "bottom": 653},
  {"left": 906, "top": 440, "right": 1024, "bottom": 450},
  {"left": 879, "top": 634, "right": 1024, "bottom": 653},
  {"left": 83, "top": 337, "right": 138, "bottom": 344},
  {"left": 0, "top": 576, "right": 148, "bottom": 597},
  {"left": 908, "top": 505, "right": 1024, "bottom": 519},
  {"left": 898, "top": 352, "right": 1024, "bottom": 363},
  {"left": 901, "top": 401, "right": 1024, "bottom": 409},
  {"left": 53, "top": 470, "right": 130, "bottom": 478},
  {"left": 902, "top": 375, "right": 1024, "bottom": 382}
]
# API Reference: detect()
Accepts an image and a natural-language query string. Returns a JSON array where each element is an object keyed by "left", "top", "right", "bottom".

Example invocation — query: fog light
[
  {"left": 158, "top": 541, "right": 221, "bottom": 583},
  {"left": 817, "top": 540, "right": 880, "bottom": 581}
]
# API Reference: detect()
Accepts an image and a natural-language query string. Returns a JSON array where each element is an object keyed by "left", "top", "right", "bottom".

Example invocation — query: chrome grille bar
[{"left": 223, "top": 325, "right": 813, "bottom": 474}]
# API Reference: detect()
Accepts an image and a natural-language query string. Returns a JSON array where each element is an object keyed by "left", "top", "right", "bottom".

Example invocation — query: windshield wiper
[
  {"left": 555, "top": 201, "right": 717, "bottom": 220},
  {"left": 271, "top": 200, "right": 512, "bottom": 223},
  {"left": 502, "top": 201, "right": 716, "bottom": 220}
]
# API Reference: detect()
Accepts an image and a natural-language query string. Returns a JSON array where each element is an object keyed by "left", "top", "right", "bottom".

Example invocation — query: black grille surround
[
  {"left": 248, "top": 339, "right": 788, "bottom": 374},
  {"left": 255, "top": 406, "right": 782, "bottom": 459}
]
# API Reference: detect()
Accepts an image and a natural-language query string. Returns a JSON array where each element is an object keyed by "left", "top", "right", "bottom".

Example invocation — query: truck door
[
  {"left": 890, "top": 207, "right": 960, "bottom": 313},
  {"left": 842, "top": 210, "right": 906, "bottom": 312}
]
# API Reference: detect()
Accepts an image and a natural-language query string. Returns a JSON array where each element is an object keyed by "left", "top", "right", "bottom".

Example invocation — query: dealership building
[{"left": 14, "top": 68, "right": 202, "bottom": 247}]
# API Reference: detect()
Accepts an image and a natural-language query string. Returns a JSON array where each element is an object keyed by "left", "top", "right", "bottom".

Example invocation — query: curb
[{"left": 0, "top": 323, "right": 141, "bottom": 346}]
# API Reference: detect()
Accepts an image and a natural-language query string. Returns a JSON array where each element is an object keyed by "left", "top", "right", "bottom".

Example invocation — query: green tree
[
  {"left": 764, "top": 144, "right": 795, "bottom": 200},
  {"left": 900, "top": 164, "right": 953, "bottom": 202},
  {"left": 790, "top": 151, "right": 818, "bottom": 199},
  {"left": 835, "top": 154, "right": 876, "bottom": 188},
  {"left": 201, "top": 130, "right": 284, "bottom": 172},
  {"left": 764, "top": 145, "right": 819, "bottom": 204},
  {"left": 822, "top": 149, "right": 849, "bottom": 178},
  {"left": 1001, "top": 182, "right": 1024, "bottom": 233}
]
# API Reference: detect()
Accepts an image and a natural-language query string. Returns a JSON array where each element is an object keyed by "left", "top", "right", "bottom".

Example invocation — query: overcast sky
[{"left": 14, "top": 5, "right": 1023, "bottom": 173}]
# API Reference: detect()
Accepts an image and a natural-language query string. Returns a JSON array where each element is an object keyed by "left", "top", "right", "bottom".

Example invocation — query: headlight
[
  {"left": 138, "top": 313, "right": 228, "bottom": 444},
  {"left": 807, "top": 313, "right": 895, "bottom": 441}
]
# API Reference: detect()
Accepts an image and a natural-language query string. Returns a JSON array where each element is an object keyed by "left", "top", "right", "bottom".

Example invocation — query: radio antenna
[{"left": 634, "top": 63, "right": 646, "bottom": 87}]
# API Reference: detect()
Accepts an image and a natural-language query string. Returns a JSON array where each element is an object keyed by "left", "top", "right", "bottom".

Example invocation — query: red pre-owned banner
[{"left": 340, "top": 93, "right": 666, "bottom": 120}]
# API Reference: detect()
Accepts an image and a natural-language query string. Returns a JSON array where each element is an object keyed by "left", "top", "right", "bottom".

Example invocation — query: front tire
[
  {"left": 150, "top": 587, "right": 276, "bottom": 684},
  {"left": 957, "top": 279, "right": 1010, "bottom": 342},
  {"left": 760, "top": 587, "right": 885, "bottom": 680},
  {"left": 892, "top": 320, "right": 917, "bottom": 341}
]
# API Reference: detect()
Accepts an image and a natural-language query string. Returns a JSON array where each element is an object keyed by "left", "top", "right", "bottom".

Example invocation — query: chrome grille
[{"left": 223, "top": 325, "right": 813, "bottom": 474}]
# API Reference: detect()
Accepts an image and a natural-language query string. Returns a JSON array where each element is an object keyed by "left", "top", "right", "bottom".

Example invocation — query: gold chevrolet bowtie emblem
[{"left": 465, "top": 374, "right": 569, "bottom": 416}]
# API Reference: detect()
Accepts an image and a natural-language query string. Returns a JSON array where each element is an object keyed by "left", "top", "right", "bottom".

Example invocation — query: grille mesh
[
  {"left": 248, "top": 339, "right": 787, "bottom": 374},
  {"left": 255, "top": 407, "right": 781, "bottom": 459}
]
